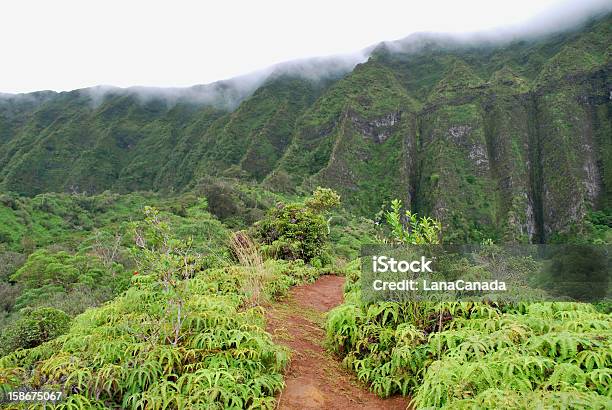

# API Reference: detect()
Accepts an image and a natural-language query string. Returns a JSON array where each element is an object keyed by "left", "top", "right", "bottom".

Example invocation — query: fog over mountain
[
  {"left": 2, "top": 0, "right": 610, "bottom": 109},
  {"left": 0, "top": 5, "right": 610, "bottom": 243}
]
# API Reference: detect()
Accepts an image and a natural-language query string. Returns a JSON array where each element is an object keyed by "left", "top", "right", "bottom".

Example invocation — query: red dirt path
[{"left": 266, "top": 275, "right": 410, "bottom": 410}]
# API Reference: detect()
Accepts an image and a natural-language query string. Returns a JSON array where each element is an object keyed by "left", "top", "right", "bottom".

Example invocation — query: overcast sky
[{"left": 1, "top": 0, "right": 610, "bottom": 94}]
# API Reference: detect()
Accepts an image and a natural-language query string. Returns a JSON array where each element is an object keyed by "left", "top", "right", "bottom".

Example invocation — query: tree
[{"left": 305, "top": 187, "right": 341, "bottom": 213}]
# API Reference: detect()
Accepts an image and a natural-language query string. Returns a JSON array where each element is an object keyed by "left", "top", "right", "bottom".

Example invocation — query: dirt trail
[{"left": 266, "top": 275, "right": 410, "bottom": 410}]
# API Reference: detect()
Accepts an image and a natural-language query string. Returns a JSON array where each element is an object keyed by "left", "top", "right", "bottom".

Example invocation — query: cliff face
[
  {"left": 0, "top": 15, "right": 610, "bottom": 242},
  {"left": 286, "top": 16, "right": 611, "bottom": 242}
]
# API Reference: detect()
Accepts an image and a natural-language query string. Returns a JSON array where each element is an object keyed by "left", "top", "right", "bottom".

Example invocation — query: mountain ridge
[{"left": 0, "top": 13, "right": 610, "bottom": 242}]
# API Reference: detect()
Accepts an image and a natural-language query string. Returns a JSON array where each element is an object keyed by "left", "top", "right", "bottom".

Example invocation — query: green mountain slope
[
  {"left": 271, "top": 61, "right": 420, "bottom": 215},
  {"left": 0, "top": 14, "right": 610, "bottom": 242}
]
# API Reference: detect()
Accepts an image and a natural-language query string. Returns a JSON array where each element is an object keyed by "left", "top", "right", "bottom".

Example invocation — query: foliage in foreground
[
  {"left": 328, "top": 279, "right": 612, "bottom": 408},
  {"left": 0, "top": 203, "right": 325, "bottom": 409},
  {"left": 327, "top": 203, "right": 612, "bottom": 408}
]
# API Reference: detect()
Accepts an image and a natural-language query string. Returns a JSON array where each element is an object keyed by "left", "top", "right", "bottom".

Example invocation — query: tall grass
[{"left": 230, "top": 231, "right": 274, "bottom": 307}]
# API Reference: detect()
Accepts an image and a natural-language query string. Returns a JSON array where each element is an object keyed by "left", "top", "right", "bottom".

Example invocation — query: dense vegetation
[
  {"left": 326, "top": 204, "right": 612, "bottom": 409},
  {"left": 0, "top": 186, "right": 384, "bottom": 408},
  {"left": 0, "top": 182, "right": 608, "bottom": 408},
  {"left": 1, "top": 14, "right": 610, "bottom": 242},
  {"left": 0, "top": 191, "right": 290, "bottom": 406},
  {"left": 328, "top": 290, "right": 612, "bottom": 408},
  {"left": 0, "top": 191, "right": 233, "bottom": 345},
  {"left": 0, "top": 11, "right": 610, "bottom": 410}
]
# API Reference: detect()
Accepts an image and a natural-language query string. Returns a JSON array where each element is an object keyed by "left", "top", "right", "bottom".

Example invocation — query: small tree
[
  {"left": 305, "top": 187, "right": 341, "bottom": 213},
  {"left": 305, "top": 187, "right": 341, "bottom": 234},
  {"left": 254, "top": 188, "right": 341, "bottom": 265}
]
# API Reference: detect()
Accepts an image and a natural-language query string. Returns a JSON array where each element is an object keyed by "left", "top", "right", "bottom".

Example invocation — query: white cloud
[{"left": 0, "top": 0, "right": 610, "bottom": 93}]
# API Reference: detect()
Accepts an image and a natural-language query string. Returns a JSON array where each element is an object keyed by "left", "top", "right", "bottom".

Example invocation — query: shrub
[
  {"left": 0, "top": 282, "right": 21, "bottom": 313},
  {"left": 255, "top": 205, "right": 327, "bottom": 263},
  {"left": 305, "top": 187, "right": 341, "bottom": 213},
  {"left": 200, "top": 180, "right": 241, "bottom": 221},
  {"left": 0, "top": 250, "right": 26, "bottom": 281},
  {"left": 9, "top": 249, "right": 129, "bottom": 312},
  {"left": 195, "top": 178, "right": 277, "bottom": 227},
  {"left": 253, "top": 188, "right": 340, "bottom": 264},
  {"left": 0, "top": 307, "right": 70, "bottom": 356}
]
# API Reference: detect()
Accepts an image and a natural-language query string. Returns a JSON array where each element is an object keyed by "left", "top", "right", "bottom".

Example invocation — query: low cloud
[
  {"left": 7, "top": 0, "right": 611, "bottom": 111},
  {"left": 382, "top": 0, "right": 612, "bottom": 53},
  {"left": 78, "top": 50, "right": 369, "bottom": 110}
]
